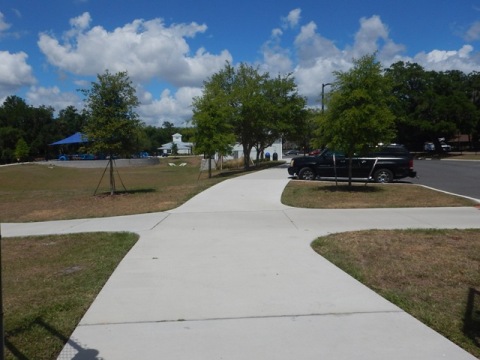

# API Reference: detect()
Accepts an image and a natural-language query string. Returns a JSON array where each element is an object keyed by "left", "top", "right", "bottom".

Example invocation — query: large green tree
[
  {"left": 81, "top": 70, "right": 143, "bottom": 194},
  {"left": 384, "top": 61, "right": 430, "bottom": 149},
  {"left": 193, "top": 62, "right": 306, "bottom": 170},
  {"left": 14, "top": 138, "right": 29, "bottom": 162},
  {"left": 319, "top": 54, "right": 396, "bottom": 185},
  {"left": 296, "top": 108, "right": 321, "bottom": 154},
  {"left": 385, "top": 62, "right": 480, "bottom": 151},
  {"left": 57, "top": 106, "right": 88, "bottom": 136},
  {"left": 192, "top": 65, "right": 237, "bottom": 176},
  {"left": 467, "top": 72, "right": 480, "bottom": 147},
  {"left": 0, "top": 96, "right": 56, "bottom": 162},
  {"left": 250, "top": 72, "right": 307, "bottom": 161}
]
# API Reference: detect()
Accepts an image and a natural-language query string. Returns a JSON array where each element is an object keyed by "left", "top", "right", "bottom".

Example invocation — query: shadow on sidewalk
[{"left": 5, "top": 317, "right": 101, "bottom": 360}]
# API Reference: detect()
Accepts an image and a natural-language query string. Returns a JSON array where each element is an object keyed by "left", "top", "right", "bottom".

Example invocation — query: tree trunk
[
  {"left": 208, "top": 155, "right": 212, "bottom": 178},
  {"left": 243, "top": 144, "right": 251, "bottom": 170},
  {"left": 109, "top": 157, "right": 115, "bottom": 195},
  {"left": 348, "top": 157, "right": 353, "bottom": 187}
]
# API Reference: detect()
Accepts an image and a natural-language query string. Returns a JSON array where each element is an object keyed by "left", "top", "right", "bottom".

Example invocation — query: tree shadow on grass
[
  {"left": 464, "top": 287, "right": 480, "bottom": 347},
  {"left": 315, "top": 184, "right": 384, "bottom": 193},
  {"left": 95, "top": 188, "right": 156, "bottom": 197}
]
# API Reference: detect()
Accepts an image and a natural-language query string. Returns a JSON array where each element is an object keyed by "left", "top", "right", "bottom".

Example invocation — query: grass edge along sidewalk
[{"left": 2, "top": 232, "right": 138, "bottom": 360}]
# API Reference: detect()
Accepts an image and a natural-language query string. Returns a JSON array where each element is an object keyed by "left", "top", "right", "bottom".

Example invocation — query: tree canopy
[
  {"left": 320, "top": 54, "right": 396, "bottom": 154},
  {"left": 0, "top": 96, "right": 56, "bottom": 163},
  {"left": 192, "top": 62, "right": 307, "bottom": 169},
  {"left": 385, "top": 62, "right": 480, "bottom": 151},
  {"left": 81, "top": 70, "right": 143, "bottom": 194},
  {"left": 319, "top": 54, "right": 397, "bottom": 185},
  {"left": 81, "top": 70, "right": 143, "bottom": 157}
]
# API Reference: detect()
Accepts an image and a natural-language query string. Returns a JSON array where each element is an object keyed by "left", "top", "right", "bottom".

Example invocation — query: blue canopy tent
[{"left": 49, "top": 132, "right": 88, "bottom": 145}]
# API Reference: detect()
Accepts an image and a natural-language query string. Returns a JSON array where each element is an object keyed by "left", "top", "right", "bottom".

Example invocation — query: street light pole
[{"left": 321, "top": 83, "right": 332, "bottom": 113}]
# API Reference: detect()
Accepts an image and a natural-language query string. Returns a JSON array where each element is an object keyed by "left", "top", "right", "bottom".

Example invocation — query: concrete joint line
[
  {"left": 78, "top": 310, "right": 404, "bottom": 328},
  {"left": 281, "top": 210, "right": 299, "bottom": 230},
  {"left": 150, "top": 213, "right": 171, "bottom": 230}
]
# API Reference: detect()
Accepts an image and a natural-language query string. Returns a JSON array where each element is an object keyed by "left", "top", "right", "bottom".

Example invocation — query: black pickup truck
[{"left": 287, "top": 145, "right": 417, "bottom": 183}]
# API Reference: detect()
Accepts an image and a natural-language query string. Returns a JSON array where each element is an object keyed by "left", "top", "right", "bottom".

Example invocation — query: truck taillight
[{"left": 409, "top": 159, "right": 414, "bottom": 169}]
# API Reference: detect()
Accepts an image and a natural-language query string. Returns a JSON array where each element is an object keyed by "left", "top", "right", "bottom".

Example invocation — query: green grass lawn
[{"left": 2, "top": 232, "right": 138, "bottom": 360}]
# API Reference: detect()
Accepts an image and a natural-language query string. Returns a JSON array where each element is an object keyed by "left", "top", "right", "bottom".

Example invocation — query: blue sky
[{"left": 1, "top": 0, "right": 480, "bottom": 126}]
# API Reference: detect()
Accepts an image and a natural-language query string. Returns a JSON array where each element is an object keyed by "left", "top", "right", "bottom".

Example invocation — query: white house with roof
[
  {"left": 158, "top": 132, "right": 283, "bottom": 163},
  {"left": 229, "top": 138, "right": 283, "bottom": 161},
  {"left": 158, "top": 133, "right": 193, "bottom": 155}
]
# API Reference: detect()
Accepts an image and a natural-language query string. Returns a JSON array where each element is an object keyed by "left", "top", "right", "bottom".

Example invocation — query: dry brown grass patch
[
  {"left": 0, "top": 160, "right": 224, "bottom": 222},
  {"left": 282, "top": 181, "right": 477, "bottom": 208}
]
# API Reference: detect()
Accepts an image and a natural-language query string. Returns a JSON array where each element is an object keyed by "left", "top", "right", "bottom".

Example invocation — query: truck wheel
[
  {"left": 373, "top": 168, "right": 393, "bottom": 183},
  {"left": 298, "top": 167, "right": 315, "bottom": 180}
]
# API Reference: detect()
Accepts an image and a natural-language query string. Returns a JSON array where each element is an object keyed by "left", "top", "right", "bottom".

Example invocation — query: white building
[
  {"left": 158, "top": 133, "right": 193, "bottom": 155},
  {"left": 228, "top": 138, "right": 283, "bottom": 161},
  {"left": 159, "top": 133, "right": 283, "bottom": 162}
]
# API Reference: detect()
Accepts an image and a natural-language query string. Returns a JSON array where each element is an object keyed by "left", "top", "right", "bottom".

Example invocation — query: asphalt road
[{"left": 410, "top": 158, "right": 480, "bottom": 201}]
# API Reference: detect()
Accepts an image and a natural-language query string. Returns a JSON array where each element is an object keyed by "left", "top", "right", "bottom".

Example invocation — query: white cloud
[
  {"left": 261, "top": 48, "right": 293, "bottom": 75},
  {"left": 12, "top": 9, "right": 22, "bottom": 19},
  {"left": 260, "top": 28, "right": 292, "bottom": 74},
  {"left": 350, "top": 15, "right": 390, "bottom": 58},
  {"left": 32, "top": 13, "right": 232, "bottom": 126},
  {"left": 465, "top": 21, "right": 480, "bottom": 42},
  {"left": 294, "top": 21, "right": 341, "bottom": 67},
  {"left": 412, "top": 45, "right": 479, "bottom": 73},
  {"left": 288, "top": 13, "right": 480, "bottom": 105},
  {"left": 13, "top": 10, "right": 480, "bottom": 127},
  {"left": 38, "top": 13, "right": 232, "bottom": 87},
  {"left": 26, "top": 86, "right": 82, "bottom": 111},
  {"left": 282, "top": 9, "right": 301, "bottom": 29},
  {"left": 294, "top": 57, "right": 350, "bottom": 102},
  {"left": 271, "top": 28, "right": 283, "bottom": 38},
  {"left": 138, "top": 86, "right": 202, "bottom": 127},
  {"left": 0, "top": 11, "right": 26, "bottom": 40},
  {"left": 0, "top": 51, "right": 36, "bottom": 97},
  {"left": 0, "top": 12, "right": 11, "bottom": 33},
  {"left": 69, "top": 12, "right": 91, "bottom": 31}
]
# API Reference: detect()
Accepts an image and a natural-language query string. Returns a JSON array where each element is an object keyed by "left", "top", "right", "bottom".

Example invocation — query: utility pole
[{"left": 321, "top": 83, "right": 332, "bottom": 113}]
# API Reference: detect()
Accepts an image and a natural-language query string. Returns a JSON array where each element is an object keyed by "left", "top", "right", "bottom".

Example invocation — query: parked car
[
  {"left": 284, "top": 150, "right": 300, "bottom": 156},
  {"left": 308, "top": 149, "right": 322, "bottom": 156},
  {"left": 57, "top": 153, "right": 96, "bottom": 160},
  {"left": 424, "top": 142, "right": 451, "bottom": 152},
  {"left": 80, "top": 154, "right": 96, "bottom": 160},
  {"left": 288, "top": 144, "right": 417, "bottom": 183}
]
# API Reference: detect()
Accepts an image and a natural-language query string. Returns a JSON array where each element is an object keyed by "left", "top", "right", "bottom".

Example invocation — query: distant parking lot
[{"left": 410, "top": 159, "right": 480, "bottom": 201}]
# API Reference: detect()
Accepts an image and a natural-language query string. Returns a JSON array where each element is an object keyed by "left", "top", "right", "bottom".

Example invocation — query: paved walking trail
[{"left": 4, "top": 167, "right": 480, "bottom": 359}]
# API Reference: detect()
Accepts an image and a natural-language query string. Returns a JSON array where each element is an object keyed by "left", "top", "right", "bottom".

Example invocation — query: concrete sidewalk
[{"left": 4, "top": 167, "right": 480, "bottom": 359}]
